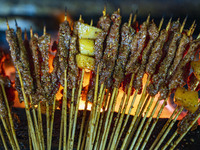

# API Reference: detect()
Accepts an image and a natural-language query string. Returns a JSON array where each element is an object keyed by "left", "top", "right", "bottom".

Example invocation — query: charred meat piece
[
  {"left": 87, "top": 14, "right": 111, "bottom": 102},
  {"left": 113, "top": 22, "right": 135, "bottom": 87},
  {"left": 30, "top": 33, "right": 42, "bottom": 90},
  {"left": 148, "top": 32, "right": 182, "bottom": 96},
  {"left": 188, "top": 73, "right": 199, "bottom": 91},
  {"left": 134, "top": 21, "right": 159, "bottom": 92},
  {"left": 16, "top": 27, "right": 34, "bottom": 94},
  {"left": 126, "top": 21, "right": 148, "bottom": 75},
  {"left": 68, "top": 35, "right": 78, "bottom": 89},
  {"left": 38, "top": 32, "right": 51, "bottom": 94},
  {"left": 57, "top": 21, "right": 71, "bottom": 87},
  {"left": 100, "top": 10, "right": 121, "bottom": 85},
  {"left": 169, "top": 40, "right": 200, "bottom": 90},
  {"left": 146, "top": 29, "right": 168, "bottom": 76},
  {"left": 167, "top": 34, "right": 192, "bottom": 81}
]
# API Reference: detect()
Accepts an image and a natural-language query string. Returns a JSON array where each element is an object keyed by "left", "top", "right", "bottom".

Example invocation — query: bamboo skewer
[
  {"left": 77, "top": 92, "right": 89, "bottom": 150},
  {"left": 29, "top": 96, "right": 42, "bottom": 150},
  {"left": 133, "top": 98, "right": 163, "bottom": 150},
  {"left": 98, "top": 87, "right": 117, "bottom": 150},
  {"left": 67, "top": 87, "right": 75, "bottom": 149},
  {"left": 0, "top": 126, "right": 8, "bottom": 150},
  {"left": 101, "top": 88, "right": 119, "bottom": 150},
  {"left": 46, "top": 101, "right": 50, "bottom": 150},
  {"left": 38, "top": 102, "right": 45, "bottom": 150},
  {"left": 0, "top": 116, "right": 16, "bottom": 149},
  {"left": 49, "top": 96, "right": 56, "bottom": 149},
  {"left": 58, "top": 101, "right": 64, "bottom": 150},
  {"left": 139, "top": 98, "right": 168, "bottom": 150},
  {"left": 69, "top": 70, "right": 84, "bottom": 149},
  {"left": 169, "top": 113, "right": 200, "bottom": 150},
  {"left": 91, "top": 87, "right": 106, "bottom": 147},
  {"left": 110, "top": 74, "right": 135, "bottom": 149},
  {"left": 121, "top": 75, "right": 150, "bottom": 149},
  {"left": 107, "top": 88, "right": 127, "bottom": 149},
  {"left": 16, "top": 66, "right": 39, "bottom": 150},
  {"left": 28, "top": 127, "right": 33, "bottom": 150},
  {"left": 63, "top": 70, "right": 67, "bottom": 150},
  {"left": 154, "top": 106, "right": 184, "bottom": 150},
  {"left": 93, "top": 89, "right": 110, "bottom": 150},
  {"left": 1, "top": 83, "right": 20, "bottom": 150},
  {"left": 149, "top": 106, "right": 179, "bottom": 150},
  {"left": 114, "top": 89, "right": 138, "bottom": 149},
  {"left": 129, "top": 95, "right": 153, "bottom": 149},
  {"left": 162, "top": 131, "right": 178, "bottom": 150},
  {"left": 87, "top": 66, "right": 101, "bottom": 149}
]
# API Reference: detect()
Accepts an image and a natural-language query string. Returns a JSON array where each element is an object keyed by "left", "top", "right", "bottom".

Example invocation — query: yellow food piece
[
  {"left": 78, "top": 23, "right": 102, "bottom": 39},
  {"left": 79, "top": 39, "right": 95, "bottom": 56},
  {"left": 191, "top": 61, "right": 200, "bottom": 81},
  {"left": 76, "top": 54, "right": 95, "bottom": 70},
  {"left": 174, "top": 87, "right": 199, "bottom": 113}
]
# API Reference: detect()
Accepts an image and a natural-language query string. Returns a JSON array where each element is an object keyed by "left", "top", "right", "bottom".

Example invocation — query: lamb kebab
[
  {"left": 87, "top": 10, "right": 111, "bottom": 102},
  {"left": 147, "top": 20, "right": 181, "bottom": 97}
]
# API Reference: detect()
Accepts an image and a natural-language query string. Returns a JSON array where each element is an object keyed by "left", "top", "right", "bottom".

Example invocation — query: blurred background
[{"left": 1, "top": 0, "right": 200, "bottom": 53}]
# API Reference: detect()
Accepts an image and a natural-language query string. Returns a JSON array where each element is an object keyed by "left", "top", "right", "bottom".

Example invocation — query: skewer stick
[
  {"left": 58, "top": 100, "right": 64, "bottom": 150},
  {"left": 1, "top": 83, "right": 20, "bottom": 150},
  {"left": 180, "top": 16, "right": 187, "bottom": 33},
  {"left": 129, "top": 95, "right": 153, "bottom": 149},
  {"left": 114, "top": 89, "right": 138, "bottom": 149},
  {"left": 63, "top": 70, "right": 67, "bottom": 150},
  {"left": 150, "top": 106, "right": 179, "bottom": 150},
  {"left": 158, "top": 17, "right": 164, "bottom": 31},
  {"left": 69, "top": 70, "right": 84, "bottom": 149},
  {"left": 46, "top": 101, "right": 50, "bottom": 150},
  {"left": 107, "top": 88, "right": 127, "bottom": 149},
  {"left": 146, "top": 13, "right": 151, "bottom": 24},
  {"left": 98, "top": 87, "right": 117, "bottom": 149},
  {"left": 29, "top": 95, "right": 42, "bottom": 150},
  {"left": 93, "top": 89, "right": 110, "bottom": 150},
  {"left": 91, "top": 87, "right": 106, "bottom": 146},
  {"left": 133, "top": 11, "right": 138, "bottom": 23},
  {"left": 28, "top": 125, "right": 33, "bottom": 150},
  {"left": 166, "top": 17, "right": 172, "bottom": 32},
  {"left": 16, "top": 66, "right": 39, "bottom": 150},
  {"left": 133, "top": 98, "right": 162, "bottom": 150},
  {"left": 67, "top": 86, "right": 75, "bottom": 149},
  {"left": 0, "top": 125, "right": 8, "bottom": 150},
  {"left": 101, "top": 88, "right": 119, "bottom": 150},
  {"left": 77, "top": 92, "right": 89, "bottom": 150},
  {"left": 169, "top": 112, "right": 200, "bottom": 150},
  {"left": 162, "top": 131, "right": 178, "bottom": 150},
  {"left": 140, "top": 98, "right": 168, "bottom": 150},
  {"left": 154, "top": 106, "right": 184, "bottom": 150},
  {"left": 49, "top": 96, "right": 56, "bottom": 149},
  {"left": 110, "top": 74, "right": 136, "bottom": 149},
  {"left": 38, "top": 102, "right": 45, "bottom": 150},
  {"left": 1, "top": 116, "right": 16, "bottom": 149},
  {"left": 81, "top": 121, "right": 89, "bottom": 150},
  {"left": 128, "top": 13, "right": 133, "bottom": 27},
  {"left": 87, "top": 66, "right": 100, "bottom": 149},
  {"left": 103, "top": 5, "right": 106, "bottom": 17},
  {"left": 187, "top": 20, "right": 196, "bottom": 36},
  {"left": 121, "top": 75, "right": 150, "bottom": 149}
]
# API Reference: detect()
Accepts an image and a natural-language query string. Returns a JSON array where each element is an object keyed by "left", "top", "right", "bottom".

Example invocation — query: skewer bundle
[{"left": 1, "top": 7, "right": 200, "bottom": 150}]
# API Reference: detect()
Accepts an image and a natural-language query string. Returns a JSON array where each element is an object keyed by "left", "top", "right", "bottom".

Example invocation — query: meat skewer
[
  {"left": 139, "top": 20, "right": 198, "bottom": 150},
  {"left": 97, "top": 9, "right": 122, "bottom": 150}
]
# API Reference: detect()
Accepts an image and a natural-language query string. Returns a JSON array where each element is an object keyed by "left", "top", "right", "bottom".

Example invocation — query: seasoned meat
[
  {"left": 146, "top": 29, "right": 168, "bottom": 76},
  {"left": 169, "top": 40, "right": 200, "bottom": 90},
  {"left": 113, "top": 22, "right": 135, "bottom": 87},
  {"left": 57, "top": 21, "right": 71, "bottom": 87},
  {"left": 188, "top": 73, "right": 199, "bottom": 91},
  {"left": 100, "top": 10, "right": 121, "bottom": 85},
  {"left": 68, "top": 36, "right": 78, "bottom": 89},
  {"left": 16, "top": 27, "right": 34, "bottom": 94},
  {"left": 167, "top": 34, "right": 191, "bottom": 81},
  {"left": 126, "top": 21, "right": 148, "bottom": 75}
]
